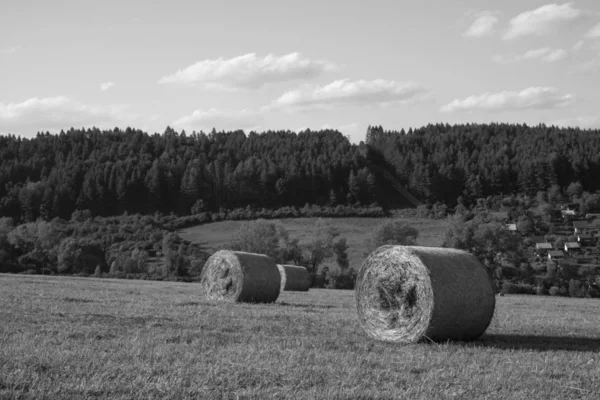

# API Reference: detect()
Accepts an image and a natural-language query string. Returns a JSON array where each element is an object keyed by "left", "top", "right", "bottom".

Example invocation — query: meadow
[
  {"left": 178, "top": 217, "right": 449, "bottom": 271},
  {"left": 2, "top": 274, "right": 600, "bottom": 399}
]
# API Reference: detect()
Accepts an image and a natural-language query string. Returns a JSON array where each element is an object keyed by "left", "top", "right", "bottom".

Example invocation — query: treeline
[
  {"left": 0, "top": 127, "right": 380, "bottom": 222},
  {"left": 367, "top": 123, "right": 600, "bottom": 205},
  {"left": 2, "top": 123, "right": 600, "bottom": 223},
  {"left": 0, "top": 213, "right": 207, "bottom": 278}
]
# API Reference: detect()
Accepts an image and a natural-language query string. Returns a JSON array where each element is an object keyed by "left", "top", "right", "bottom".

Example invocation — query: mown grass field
[
  {"left": 2, "top": 274, "right": 600, "bottom": 399},
  {"left": 179, "top": 217, "right": 449, "bottom": 270}
]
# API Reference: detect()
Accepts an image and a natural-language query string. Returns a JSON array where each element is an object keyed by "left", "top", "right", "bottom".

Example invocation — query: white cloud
[
  {"left": 100, "top": 81, "right": 115, "bottom": 91},
  {"left": 463, "top": 14, "right": 499, "bottom": 38},
  {"left": 573, "top": 40, "right": 585, "bottom": 51},
  {"left": 503, "top": 3, "right": 582, "bottom": 40},
  {"left": 551, "top": 116, "right": 600, "bottom": 129},
  {"left": 158, "top": 52, "right": 336, "bottom": 90},
  {"left": 571, "top": 56, "right": 600, "bottom": 73},
  {"left": 542, "top": 48, "right": 568, "bottom": 61},
  {"left": 271, "top": 79, "right": 426, "bottom": 111},
  {"left": 0, "top": 46, "right": 19, "bottom": 55},
  {"left": 441, "top": 87, "right": 574, "bottom": 113},
  {"left": 586, "top": 22, "right": 600, "bottom": 38},
  {"left": 493, "top": 47, "right": 567, "bottom": 63},
  {"left": 172, "top": 108, "right": 263, "bottom": 132},
  {"left": 0, "top": 96, "right": 129, "bottom": 137}
]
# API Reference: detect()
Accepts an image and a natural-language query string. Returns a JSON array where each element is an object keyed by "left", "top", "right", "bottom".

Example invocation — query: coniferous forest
[
  {"left": 3, "top": 122, "right": 600, "bottom": 281},
  {"left": 1, "top": 123, "right": 600, "bottom": 223}
]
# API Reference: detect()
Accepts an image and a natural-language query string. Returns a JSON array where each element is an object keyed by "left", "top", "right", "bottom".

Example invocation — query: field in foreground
[
  {"left": 179, "top": 217, "right": 449, "bottom": 270},
  {"left": 1, "top": 275, "right": 600, "bottom": 400}
]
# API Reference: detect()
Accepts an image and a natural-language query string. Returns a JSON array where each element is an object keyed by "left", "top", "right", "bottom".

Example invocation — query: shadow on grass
[
  {"left": 474, "top": 334, "right": 600, "bottom": 352},
  {"left": 278, "top": 301, "right": 336, "bottom": 310}
]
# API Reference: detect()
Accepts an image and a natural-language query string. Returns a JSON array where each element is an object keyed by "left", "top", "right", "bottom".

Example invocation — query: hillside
[
  {"left": 179, "top": 216, "right": 449, "bottom": 271},
  {"left": 3, "top": 124, "right": 600, "bottom": 224}
]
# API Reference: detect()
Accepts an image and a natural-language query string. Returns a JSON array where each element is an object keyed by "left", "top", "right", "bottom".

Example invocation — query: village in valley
[{"left": 494, "top": 201, "right": 600, "bottom": 297}]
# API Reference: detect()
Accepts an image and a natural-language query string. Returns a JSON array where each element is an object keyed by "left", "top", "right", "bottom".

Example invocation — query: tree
[
  {"left": 333, "top": 237, "right": 349, "bottom": 273},
  {"left": 228, "top": 219, "right": 290, "bottom": 262},
  {"left": 566, "top": 181, "right": 583, "bottom": 200},
  {"left": 516, "top": 215, "right": 534, "bottom": 236},
  {"left": 109, "top": 261, "right": 119, "bottom": 276},
  {"left": 367, "top": 220, "right": 418, "bottom": 253},
  {"left": 443, "top": 214, "right": 525, "bottom": 291},
  {"left": 305, "top": 219, "right": 339, "bottom": 274}
]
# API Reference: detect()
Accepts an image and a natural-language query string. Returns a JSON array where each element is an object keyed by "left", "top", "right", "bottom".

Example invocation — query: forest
[
  {"left": 1, "top": 123, "right": 600, "bottom": 223},
  {"left": 3, "top": 123, "right": 600, "bottom": 286}
]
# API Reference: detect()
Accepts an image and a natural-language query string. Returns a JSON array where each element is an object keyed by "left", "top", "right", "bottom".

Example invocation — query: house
[
  {"left": 530, "top": 236, "right": 547, "bottom": 244},
  {"left": 562, "top": 203, "right": 579, "bottom": 211},
  {"left": 573, "top": 220, "right": 590, "bottom": 234},
  {"left": 562, "top": 209, "right": 577, "bottom": 219},
  {"left": 564, "top": 242, "right": 581, "bottom": 253},
  {"left": 506, "top": 223, "right": 517, "bottom": 232},
  {"left": 589, "top": 219, "right": 600, "bottom": 232},
  {"left": 535, "top": 243, "right": 553, "bottom": 257},
  {"left": 548, "top": 250, "right": 565, "bottom": 260},
  {"left": 577, "top": 233, "right": 594, "bottom": 246}
]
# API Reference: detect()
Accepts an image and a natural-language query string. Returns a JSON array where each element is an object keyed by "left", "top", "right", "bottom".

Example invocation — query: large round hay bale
[
  {"left": 201, "top": 250, "right": 281, "bottom": 303},
  {"left": 355, "top": 245, "right": 495, "bottom": 343},
  {"left": 277, "top": 265, "right": 310, "bottom": 292}
]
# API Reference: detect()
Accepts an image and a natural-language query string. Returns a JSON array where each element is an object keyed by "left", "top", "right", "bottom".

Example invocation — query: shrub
[
  {"left": 588, "top": 287, "right": 600, "bottom": 298},
  {"left": 549, "top": 286, "right": 561, "bottom": 296},
  {"left": 536, "top": 285, "right": 548, "bottom": 295},
  {"left": 367, "top": 220, "right": 418, "bottom": 253},
  {"left": 568, "top": 279, "right": 585, "bottom": 298},
  {"left": 500, "top": 282, "right": 536, "bottom": 295}
]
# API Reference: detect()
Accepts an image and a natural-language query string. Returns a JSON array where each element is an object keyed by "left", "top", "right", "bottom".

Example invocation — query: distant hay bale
[
  {"left": 201, "top": 250, "right": 281, "bottom": 303},
  {"left": 355, "top": 245, "right": 495, "bottom": 344},
  {"left": 277, "top": 265, "right": 310, "bottom": 292}
]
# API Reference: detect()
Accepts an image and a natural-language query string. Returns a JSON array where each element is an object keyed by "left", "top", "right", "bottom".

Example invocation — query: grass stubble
[{"left": 1, "top": 274, "right": 600, "bottom": 399}]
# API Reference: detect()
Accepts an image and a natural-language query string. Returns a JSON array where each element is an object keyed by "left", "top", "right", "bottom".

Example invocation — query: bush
[
  {"left": 367, "top": 220, "right": 418, "bottom": 253},
  {"left": 549, "top": 286, "right": 561, "bottom": 296},
  {"left": 588, "top": 287, "right": 600, "bottom": 298},
  {"left": 500, "top": 282, "right": 536, "bottom": 295},
  {"left": 568, "top": 279, "right": 585, "bottom": 298},
  {"left": 536, "top": 285, "right": 548, "bottom": 295}
]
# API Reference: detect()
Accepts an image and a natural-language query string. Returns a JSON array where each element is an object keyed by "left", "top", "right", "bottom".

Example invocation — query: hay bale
[
  {"left": 277, "top": 264, "right": 310, "bottom": 292},
  {"left": 201, "top": 250, "right": 280, "bottom": 303},
  {"left": 355, "top": 245, "right": 495, "bottom": 343}
]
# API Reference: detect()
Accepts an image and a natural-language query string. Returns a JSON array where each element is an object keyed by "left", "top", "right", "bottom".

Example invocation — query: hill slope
[{"left": 179, "top": 217, "right": 449, "bottom": 271}]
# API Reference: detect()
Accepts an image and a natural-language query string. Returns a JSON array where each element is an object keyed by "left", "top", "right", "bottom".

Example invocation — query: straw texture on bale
[
  {"left": 355, "top": 245, "right": 495, "bottom": 343},
  {"left": 277, "top": 265, "right": 310, "bottom": 292},
  {"left": 201, "top": 250, "right": 281, "bottom": 303}
]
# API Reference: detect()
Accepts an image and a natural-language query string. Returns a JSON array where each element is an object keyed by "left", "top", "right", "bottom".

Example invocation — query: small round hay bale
[
  {"left": 277, "top": 265, "right": 310, "bottom": 292},
  {"left": 355, "top": 245, "right": 495, "bottom": 343},
  {"left": 201, "top": 250, "right": 280, "bottom": 303}
]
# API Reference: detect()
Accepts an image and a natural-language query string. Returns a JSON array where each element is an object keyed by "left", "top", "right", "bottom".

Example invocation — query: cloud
[
  {"left": 0, "top": 96, "right": 129, "bottom": 137},
  {"left": 270, "top": 79, "right": 427, "bottom": 111},
  {"left": 503, "top": 3, "right": 582, "bottom": 40},
  {"left": 571, "top": 56, "right": 600, "bottom": 73},
  {"left": 551, "top": 116, "right": 600, "bottom": 129},
  {"left": 586, "top": 22, "right": 600, "bottom": 38},
  {"left": 0, "top": 46, "right": 19, "bottom": 55},
  {"left": 100, "top": 81, "right": 115, "bottom": 91},
  {"left": 463, "top": 14, "right": 499, "bottom": 38},
  {"left": 441, "top": 87, "right": 574, "bottom": 113},
  {"left": 172, "top": 108, "right": 263, "bottom": 132},
  {"left": 493, "top": 47, "right": 567, "bottom": 63},
  {"left": 573, "top": 40, "right": 585, "bottom": 51},
  {"left": 158, "top": 52, "right": 337, "bottom": 90}
]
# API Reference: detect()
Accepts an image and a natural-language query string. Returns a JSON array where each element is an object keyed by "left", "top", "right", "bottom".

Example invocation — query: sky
[{"left": 1, "top": 0, "right": 600, "bottom": 143}]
